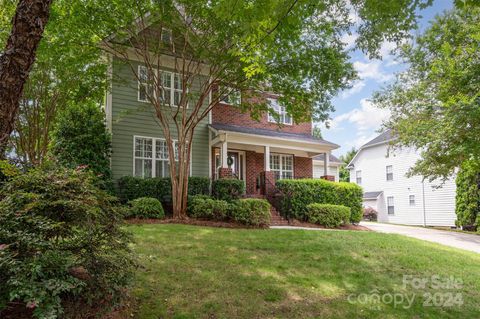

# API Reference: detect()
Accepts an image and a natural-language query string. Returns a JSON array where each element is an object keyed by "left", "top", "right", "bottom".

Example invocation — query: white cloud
[
  {"left": 329, "top": 98, "right": 390, "bottom": 132},
  {"left": 340, "top": 80, "right": 365, "bottom": 99},
  {"left": 340, "top": 32, "right": 358, "bottom": 50},
  {"left": 353, "top": 60, "right": 393, "bottom": 83}
]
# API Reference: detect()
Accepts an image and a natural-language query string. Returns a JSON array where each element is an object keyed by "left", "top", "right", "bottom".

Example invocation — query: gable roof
[
  {"left": 312, "top": 153, "right": 343, "bottom": 163},
  {"left": 208, "top": 123, "right": 339, "bottom": 148},
  {"left": 346, "top": 129, "right": 395, "bottom": 169},
  {"left": 363, "top": 191, "right": 383, "bottom": 200}
]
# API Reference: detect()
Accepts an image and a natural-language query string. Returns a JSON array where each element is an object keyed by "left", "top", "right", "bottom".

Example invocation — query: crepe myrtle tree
[{"left": 95, "top": 0, "right": 431, "bottom": 218}]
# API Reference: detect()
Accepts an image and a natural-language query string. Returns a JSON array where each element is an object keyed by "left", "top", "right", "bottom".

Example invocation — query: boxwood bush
[
  {"left": 128, "top": 197, "right": 165, "bottom": 219},
  {"left": 212, "top": 178, "right": 245, "bottom": 201},
  {"left": 306, "top": 203, "right": 350, "bottom": 228},
  {"left": 187, "top": 195, "right": 229, "bottom": 221},
  {"left": 276, "top": 179, "right": 363, "bottom": 223},
  {"left": 0, "top": 166, "right": 134, "bottom": 318},
  {"left": 117, "top": 176, "right": 210, "bottom": 203},
  {"left": 230, "top": 199, "right": 271, "bottom": 227}
]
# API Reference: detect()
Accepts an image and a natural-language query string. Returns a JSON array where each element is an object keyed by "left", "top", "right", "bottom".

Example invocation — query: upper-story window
[
  {"left": 270, "top": 154, "right": 293, "bottom": 179},
  {"left": 161, "top": 28, "right": 172, "bottom": 44},
  {"left": 134, "top": 136, "right": 179, "bottom": 178},
  {"left": 356, "top": 170, "right": 362, "bottom": 184},
  {"left": 386, "top": 165, "right": 393, "bottom": 181},
  {"left": 268, "top": 98, "right": 292, "bottom": 125},
  {"left": 138, "top": 66, "right": 185, "bottom": 107},
  {"left": 387, "top": 196, "right": 395, "bottom": 215},
  {"left": 219, "top": 87, "right": 241, "bottom": 105}
]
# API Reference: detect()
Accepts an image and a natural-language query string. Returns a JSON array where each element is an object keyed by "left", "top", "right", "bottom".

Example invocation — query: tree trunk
[{"left": 0, "top": 0, "right": 53, "bottom": 157}]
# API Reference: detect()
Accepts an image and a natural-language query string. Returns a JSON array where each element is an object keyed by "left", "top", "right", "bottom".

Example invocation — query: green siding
[{"left": 110, "top": 58, "right": 210, "bottom": 180}]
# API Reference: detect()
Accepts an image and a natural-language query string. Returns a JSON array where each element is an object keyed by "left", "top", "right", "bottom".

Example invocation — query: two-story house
[
  {"left": 347, "top": 130, "right": 457, "bottom": 226},
  {"left": 103, "top": 22, "right": 341, "bottom": 198}
]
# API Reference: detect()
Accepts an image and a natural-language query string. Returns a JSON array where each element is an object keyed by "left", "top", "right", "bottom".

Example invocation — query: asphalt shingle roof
[
  {"left": 363, "top": 191, "right": 383, "bottom": 199},
  {"left": 362, "top": 130, "right": 394, "bottom": 148},
  {"left": 312, "top": 153, "right": 343, "bottom": 163},
  {"left": 208, "top": 123, "right": 339, "bottom": 147}
]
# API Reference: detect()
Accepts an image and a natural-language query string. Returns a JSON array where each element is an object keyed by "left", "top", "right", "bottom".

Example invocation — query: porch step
[{"left": 270, "top": 205, "right": 289, "bottom": 226}]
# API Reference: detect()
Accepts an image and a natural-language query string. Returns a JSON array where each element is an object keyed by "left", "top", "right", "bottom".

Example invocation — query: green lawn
[{"left": 128, "top": 224, "right": 480, "bottom": 319}]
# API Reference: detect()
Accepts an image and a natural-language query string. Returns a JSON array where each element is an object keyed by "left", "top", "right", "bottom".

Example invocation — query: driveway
[{"left": 362, "top": 222, "right": 480, "bottom": 254}]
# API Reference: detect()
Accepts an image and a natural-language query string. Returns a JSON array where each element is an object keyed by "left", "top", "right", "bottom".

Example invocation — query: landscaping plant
[
  {"left": 306, "top": 203, "right": 350, "bottom": 228},
  {"left": 0, "top": 165, "right": 135, "bottom": 318},
  {"left": 128, "top": 197, "right": 165, "bottom": 219},
  {"left": 212, "top": 178, "right": 245, "bottom": 201},
  {"left": 229, "top": 199, "right": 271, "bottom": 227}
]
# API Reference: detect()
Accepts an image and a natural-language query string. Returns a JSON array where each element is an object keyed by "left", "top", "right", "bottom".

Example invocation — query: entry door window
[{"left": 227, "top": 151, "right": 244, "bottom": 180}]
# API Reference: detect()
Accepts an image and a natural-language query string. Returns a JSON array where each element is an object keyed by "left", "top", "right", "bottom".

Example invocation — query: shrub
[
  {"left": 128, "top": 197, "right": 165, "bottom": 219},
  {"left": 230, "top": 199, "right": 271, "bottom": 227},
  {"left": 212, "top": 178, "right": 245, "bottom": 201},
  {"left": 0, "top": 166, "right": 134, "bottom": 318},
  {"left": 363, "top": 207, "right": 378, "bottom": 221},
  {"left": 0, "top": 160, "right": 19, "bottom": 185},
  {"left": 306, "top": 203, "right": 350, "bottom": 228},
  {"left": 117, "top": 176, "right": 210, "bottom": 203},
  {"left": 187, "top": 195, "right": 229, "bottom": 221},
  {"left": 455, "top": 160, "right": 479, "bottom": 231},
  {"left": 50, "top": 102, "right": 113, "bottom": 189},
  {"left": 276, "top": 179, "right": 363, "bottom": 223}
]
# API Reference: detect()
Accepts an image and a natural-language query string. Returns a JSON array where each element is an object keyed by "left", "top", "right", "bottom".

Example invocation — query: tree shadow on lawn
[{"left": 127, "top": 224, "right": 480, "bottom": 319}]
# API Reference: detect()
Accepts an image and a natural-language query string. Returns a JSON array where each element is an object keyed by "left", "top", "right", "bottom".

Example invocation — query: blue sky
[{"left": 320, "top": 0, "right": 454, "bottom": 157}]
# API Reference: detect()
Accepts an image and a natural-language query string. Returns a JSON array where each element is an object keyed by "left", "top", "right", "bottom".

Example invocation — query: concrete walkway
[{"left": 362, "top": 222, "right": 480, "bottom": 254}]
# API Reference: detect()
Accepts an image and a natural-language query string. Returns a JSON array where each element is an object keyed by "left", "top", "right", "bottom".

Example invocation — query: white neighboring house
[
  {"left": 347, "top": 130, "right": 457, "bottom": 227},
  {"left": 313, "top": 153, "right": 342, "bottom": 182}
]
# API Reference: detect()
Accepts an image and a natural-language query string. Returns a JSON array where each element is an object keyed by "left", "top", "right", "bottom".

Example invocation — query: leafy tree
[
  {"left": 312, "top": 125, "right": 323, "bottom": 139},
  {"left": 50, "top": 102, "right": 112, "bottom": 183},
  {"left": 88, "top": 0, "right": 430, "bottom": 218},
  {"left": 0, "top": 0, "right": 53, "bottom": 156},
  {"left": 339, "top": 147, "right": 357, "bottom": 182},
  {"left": 455, "top": 160, "right": 479, "bottom": 231},
  {"left": 0, "top": 0, "right": 107, "bottom": 165},
  {"left": 373, "top": 6, "right": 480, "bottom": 180}
]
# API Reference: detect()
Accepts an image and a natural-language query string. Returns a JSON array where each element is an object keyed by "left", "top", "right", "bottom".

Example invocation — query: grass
[{"left": 128, "top": 224, "right": 480, "bottom": 319}]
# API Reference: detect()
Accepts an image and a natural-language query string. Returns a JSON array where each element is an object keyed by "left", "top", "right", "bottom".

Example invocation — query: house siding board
[
  {"left": 110, "top": 58, "right": 209, "bottom": 180},
  {"left": 350, "top": 143, "right": 456, "bottom": 226}
]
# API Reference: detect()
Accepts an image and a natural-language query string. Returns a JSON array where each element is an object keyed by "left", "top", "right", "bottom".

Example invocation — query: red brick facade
[
  {"left": 294, "top": 156, "right": 313, "bottom": 179},
  {"left": 212, "top": 102, "right": 312, "bottom": 135}
]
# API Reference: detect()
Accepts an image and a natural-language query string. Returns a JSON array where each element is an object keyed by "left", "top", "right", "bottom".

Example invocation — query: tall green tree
[
  {"left": 339, "top": 147, "right": 357, "bottom": 182},
  {"left": 455, "top": 160, "right": 480, "bottom": 231},
  {"left": 86, "top": 0, "right": 430, "bottom": 218},
  {"left": 373, "top": 5, "right": 480, "bottom": 180}
]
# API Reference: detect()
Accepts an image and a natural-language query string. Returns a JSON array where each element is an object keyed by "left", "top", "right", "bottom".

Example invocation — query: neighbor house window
[
  {"left": 161, "top": 28, "right": 172, "bottom": 43},
  {"left": 138, "top": 66, "right": 185, "bottom": 107},
  {"left": 134, "top": 136, "right": 178, "bottom": 178},
  {"left": 386, "top": 165, "right": 393, "bottom": 181},
  {"left": 387, "top": 196, "right": 395, "bottom": 215},
  {"left": 268, "top": 98, "right": 292, "bottom": 125},
  {"left": 219, "top": 87, "right": 241, "bottom": 105},
  {"left": 356, "top": 170, "right": 362, "bottom": 184},
  {"left": 270, "top": 154, "right": 293, "bottom": 179},
  {"left": 409, "top": 195, "right": 415, "bottom": 206}
]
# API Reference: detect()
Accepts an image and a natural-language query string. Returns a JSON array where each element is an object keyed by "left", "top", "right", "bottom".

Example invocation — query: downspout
[{"left": 422, "top": 180, "right": 427, "bottom": 227}]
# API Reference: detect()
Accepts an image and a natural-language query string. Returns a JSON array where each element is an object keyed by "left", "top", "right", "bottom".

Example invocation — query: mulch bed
[{"left": 125, "top": 218, "right": 369, "bottom": 231}]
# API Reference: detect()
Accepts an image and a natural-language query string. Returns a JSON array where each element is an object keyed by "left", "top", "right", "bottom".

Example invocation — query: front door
[{"left": 227, "top": 151, "right": 245, "bottom": 180}]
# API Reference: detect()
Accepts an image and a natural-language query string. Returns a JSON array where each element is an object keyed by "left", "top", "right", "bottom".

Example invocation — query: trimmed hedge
[
  {"left": 187, "top": 195, "right": 229, "bottom": 221},
  {"left": 117, "top": 176, "right": 210, "bottom": 203},
  {"left": 230, "top": 198, "right": 271, "bottom": 227},
  {"left": 128, "top": 197, "right": 165, "bottom": 219},
  {"left": 276, "top": 179, "right": 363, "bottom": 223},
  {"left": 187, "top": 196, "right": 270, "bottom": 227},
  {"left": 306, "top": 203, "right": 350, "bottom": 228},
  {"left": 212, "top": 178, "right": 245, "bottom": 201}
]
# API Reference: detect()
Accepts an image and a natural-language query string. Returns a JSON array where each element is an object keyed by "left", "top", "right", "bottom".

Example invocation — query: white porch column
[
  {"left": 221, "top": 140, "right": 228, "bottom": 168},
  {"left": 324, "top": 151, "right": 330, "bottom": 176},
  {"left": 264, "top": 146, "right": 270, "bottom": 171}
]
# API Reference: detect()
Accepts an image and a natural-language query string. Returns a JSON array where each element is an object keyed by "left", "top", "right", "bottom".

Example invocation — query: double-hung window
[
  {"left": 219, "top": 86, "right": 241, "bottom": 105},
  {"left": 138, "top": 66, "right": 185, "bottom": 107},
  {"left": 387, "top": 196, "right": 395, "bottom": 215},
  {"left": 409, "top": 195, "right": 415, "bottom": 206},
  {"left": 268, "top": 98, "right": 292, "bottom": 125},
  {"left": 134, "top": 136, "right": 178, "bottom": 178},
  {"left": 356, "top": 170, "right": 362, "bottom": 184},
  {"left": 270, "top": 154, "right": 293, "bottom": 180},
  {"left": 386, "top": 165, "right": 393, "bottom": 181}
]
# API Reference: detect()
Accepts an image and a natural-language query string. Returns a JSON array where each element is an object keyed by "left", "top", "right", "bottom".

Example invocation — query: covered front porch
[{"left": 208, "top": 124, "right": 339, "bottom": 196}]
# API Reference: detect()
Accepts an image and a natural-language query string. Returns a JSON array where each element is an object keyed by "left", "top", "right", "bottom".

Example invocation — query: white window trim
[
  {"left": 270, "top": 153, "right": 294, "bottom": 179},
  {"left": 386, "top": 165, "right": 393, "bottom": 181},
  {"left": 219, "top": 86, "right": 241, "bottom": 105},
  {"left": 137, "top": 65, "right": 188, "bottom": 108},
  {"left": 133, "top": 135, "right": 189, "bottom": 178},
  {"left": 356, "top": 170, "right": 362, "bottom": 185},
  {"left": 267, "top": 98, "right": 292, "bottom": 125},
  {"left": 409, "top": 194, "right": 416, "bottom": 206},
  {"left": 387, "top": 196, "right": 395, "bottom": 215}
]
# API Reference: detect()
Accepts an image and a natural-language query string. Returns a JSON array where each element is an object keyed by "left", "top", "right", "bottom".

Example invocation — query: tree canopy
[{"left": 373, "top": 5, "right": 480, "bottom": 180}]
